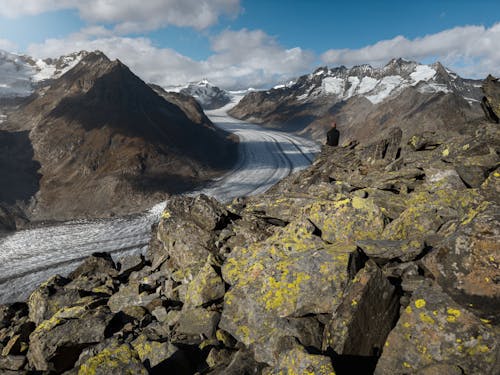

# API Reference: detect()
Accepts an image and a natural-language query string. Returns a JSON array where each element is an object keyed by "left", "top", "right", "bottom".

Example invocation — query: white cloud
[
  {"left": 0, "top": 38, "right": 17, "bottom": 51},
  {"left": 321, "top": 23, "right": 500, "bottom": 78},
  {"left": 26, "top": 28, "right": 315, "bottom": 90},
  {"left": 0, "top": 0, "right": 241, "bottom": 32}
]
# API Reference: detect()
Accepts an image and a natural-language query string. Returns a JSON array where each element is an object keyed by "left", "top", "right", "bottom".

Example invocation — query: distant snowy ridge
[
  {"left": 177, "top": 79, "right": 233, "bottom": 110},
  {"left": 268, "top": 58, "right": 482, "bottom": 105},
  {"left": 0, "top": 50, "right": 88, "bottom": 98}
]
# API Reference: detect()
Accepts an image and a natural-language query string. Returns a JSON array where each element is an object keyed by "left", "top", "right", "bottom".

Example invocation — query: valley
[{"left": 0, "top": 98, "right": 319, "bottom": 304}]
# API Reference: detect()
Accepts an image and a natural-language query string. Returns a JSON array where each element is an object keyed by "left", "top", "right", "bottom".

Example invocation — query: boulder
[
  {"left": 27, "top": 304, "right": 113, "bottom": 372},
  {"left": 375, "top": 283, "right": 499, "bottom": 374},
  {"left": 117, "top": 254, "right": 146, "bottom": 278},
  {"left": 481, "top": 74, "right": 500, "bottom": 123},
  {"left": 27, "top": 275, "right": 80, "bottom": 325},
  {"left": 69, "top": 252, "right": 118, "bottom": 279},
  {"left": 323, "top": 260, "right": 399, "bottom": 356},
  {"left": 151, "top": 195, "right": 230, "bottom": 271},
  {"left": 356, "top": 239, "right": 424, "bottom": 264},
  {"left": 422, "top": 205, "right": 500, "bottom": 319},
  {"left": 264, "top": 345, "right": 335, "bottom": 375},
  {"left": 107, "top": 282, "right": 159, "bottom": 313},
  {"left": 304, "top": 195, "right": 385, "bottom": 244},
  {"left": 173, "top": 308, "right": 220, "bottom": 345},
  {"left": 77, "top": 342, "right": 148, "bottom": 375},
  {"left": 184, "top": 262, "right": 226, "bottom": 308},
  {"left": 131, "top": 333, "right": 178, "bottom": 369},
  {"left": 220, "top": 219, "right": 363, "bottom": 365}
]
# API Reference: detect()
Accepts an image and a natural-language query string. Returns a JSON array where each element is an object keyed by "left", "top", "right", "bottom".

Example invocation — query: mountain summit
[
  {"left": 2, "top": 51, "right": 237, "bottom": 221},
  {"left": 229, "top": 59, "right": 484, "bottom": 143}
]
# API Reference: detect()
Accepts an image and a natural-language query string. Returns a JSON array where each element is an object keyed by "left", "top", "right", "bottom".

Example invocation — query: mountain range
[
  {"left": 0, "top": 51, "right": 237, "bottom": 224},
  {"left": 229, "top": 58, "right": 485, "bottom": 143}
]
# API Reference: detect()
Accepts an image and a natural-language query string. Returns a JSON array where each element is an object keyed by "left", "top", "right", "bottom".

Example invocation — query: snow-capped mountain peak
[
  {"left": 179, "top": 80, "right": 232, "bottom": 110},
  {"left": 282, "top": 59, "right": 481, "bottom": 105},
  {"left": 0, "top": 50, "right": 89, "bottom": 98}
]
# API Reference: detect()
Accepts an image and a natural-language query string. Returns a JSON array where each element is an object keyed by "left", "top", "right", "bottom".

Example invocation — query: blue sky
[{"left": 0, "top": 0, "right": 499, "bottom": 88}]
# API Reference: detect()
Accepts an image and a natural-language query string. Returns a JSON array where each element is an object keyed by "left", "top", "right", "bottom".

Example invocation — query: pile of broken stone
[{"left": 1, "top": 86, "right": 499, "bottom": 375}]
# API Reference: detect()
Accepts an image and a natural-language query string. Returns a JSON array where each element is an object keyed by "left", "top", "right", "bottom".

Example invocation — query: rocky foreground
[{"left": 1, "top": 84, "right": 499, "bottom": 374}]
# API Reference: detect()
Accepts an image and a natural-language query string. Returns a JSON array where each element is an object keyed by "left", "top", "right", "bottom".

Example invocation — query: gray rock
[
  {"left": 356, "top": 239, "right": 425, "bottom": 264},
  {"left": 0, "top": 354, "right": 26, "bottom": 371},
  {"left": 173, "top": 308, "right": 220, "bottom": 345},
  {"left": 107, "top": 282, "right": 159, "bottom": 313},
  {"left": 27, "top": 275, "right": 79, "bottom": 325},
  {"left": 375, "top": 283, "right": 499, "bottom": 374},
  {"left": 69, "top": 252, "right": 117, "bottom": 279},
  {"left": 323, "top": 260, "right": 399, "bottom": 356},
  {"left": 27, "top": 305, "right": 113, "bottom": 372}
]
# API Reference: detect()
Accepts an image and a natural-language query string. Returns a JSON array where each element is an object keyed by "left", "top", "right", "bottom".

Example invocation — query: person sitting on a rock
[{"left": 326, "top": 121, "right": 340, "bottom": 146}]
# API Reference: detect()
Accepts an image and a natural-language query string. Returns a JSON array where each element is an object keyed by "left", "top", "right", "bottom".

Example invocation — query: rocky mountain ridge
[
  {"left": 0, "top": 51, "right": 237, "bottom": 223},
  {"left": 229, "top": 58, "right": 485, "bottom": 143},
  {"left": 0, "top": 76, "right": 498, "bottom": 374},
  {"left": 0, "top": 50, "right": 88, "bottom": 98}
]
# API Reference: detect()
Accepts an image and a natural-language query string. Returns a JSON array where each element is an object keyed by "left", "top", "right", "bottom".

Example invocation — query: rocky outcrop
[
  {"left": 0, "top": 105, "right": 498, "bottom": 374},
  {"left": 482, "top": 75, "right": 500, "bottom": 123}
]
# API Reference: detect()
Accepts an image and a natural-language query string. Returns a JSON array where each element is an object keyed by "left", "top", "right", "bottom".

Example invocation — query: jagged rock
[
  {"left": 382, "top": 188, "right": 481, "bottom": 241},
  {"left": 131, "top": 333, "right": 178, "bottom": 369},
  {"left": 481, "top": 75, "right": 500, "bottom": 123},
  {"left": 107, "top": 282, "right": 159, "bottom": 313},
  {"left": 264, "top": 345, "right": 335, "bottom": 375},
  {"left": 151, "top": 194, "right": 229, "bottom": 271},
  {"left": 360, "top": 127, "right": 402, "bottom": 163},
  {"left": 77, "top": 341, "right": 148, "bottom": 375},
  {"left": 27, "top": 304, "right": 113, "bottom": 372},
  {"left": 422, "top": 205, "right": 500, "bottom": 319},
  {"left": 220, "top": 219, "right": 363, "bottom": 365},
  {"left": 27, "top": 275, "right": 80, "bottom": 325},
  {"left": 323, "top": 260, "right": 399, "bottom": 356},
  {"left": 0, "top": 354, "right": 26, "bottom": 371},
  {"left": 375, "top": 283, "right": 499, "bottom": 374},
  {"left": 356, "top": 239, "right": 424, "bottom": 264},
  {"left": 184, "top": 262, "right": 226, "bottom": 308},
  {"left": 455, "top": 164, "right": 489, "bottom": 188},
  {"left": 69, "top": 252, "right": 118, "bottom": 279},
  {"left": 408, "top": 132, "right": 443, "bottom": 151},
  {"left": 117, "top": 254, "right": 145, "bottom": 278},
  {"left": 304, "top": 195, "right": 386, "bottom": 244},
  {"left": 173, "top": 308, "right": 220, "bottom": 345},
  {"left": 425, "top": 167, "right": 466, "bottom": 191}
]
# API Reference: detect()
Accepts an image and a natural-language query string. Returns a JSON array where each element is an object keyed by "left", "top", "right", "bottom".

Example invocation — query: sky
[{"left": 0, "top": 0, "right": 499, "bottom": 89}]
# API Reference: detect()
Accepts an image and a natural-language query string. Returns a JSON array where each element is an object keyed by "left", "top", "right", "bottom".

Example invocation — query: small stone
[{"left": 173, "top": 308, "right": 220, "bottom": 345}]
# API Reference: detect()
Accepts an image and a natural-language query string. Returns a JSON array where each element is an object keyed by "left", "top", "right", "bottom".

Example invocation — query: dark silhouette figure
[{"left": 326, "top": 121, "right": 340, "bottom": 146}]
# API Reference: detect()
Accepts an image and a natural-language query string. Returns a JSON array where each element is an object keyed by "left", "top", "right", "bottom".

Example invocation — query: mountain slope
[
  {"left": 179, "top": 79, "right": 232, "bottom": 109},
  {"left": 3, "top": 51, "right": 237, "bottom": 221},
  {"left": 229, "top": 59, "right": 484, "bottom": 143}
]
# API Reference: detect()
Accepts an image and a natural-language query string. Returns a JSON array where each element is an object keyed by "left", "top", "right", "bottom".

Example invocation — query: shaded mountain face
[
  {"left": 229, "top": 59, "right": 485, "bottom": 144},
  {"left": 2, "top": 51, "right": 237, "bottom": 221},
  {"left": 179, "top": 79, "right": 232, "bottom": 109}
]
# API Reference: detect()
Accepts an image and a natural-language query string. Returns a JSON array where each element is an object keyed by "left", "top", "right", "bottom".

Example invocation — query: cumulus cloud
[
  {"left": 0, "top": 0, "right": 241, "bottom": 32},
  {"left": 321, "top": 23, "right": 500, "bottom": 78},
  {"left": 26, "top": 28, "right": 314, "bottom": 89}
]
